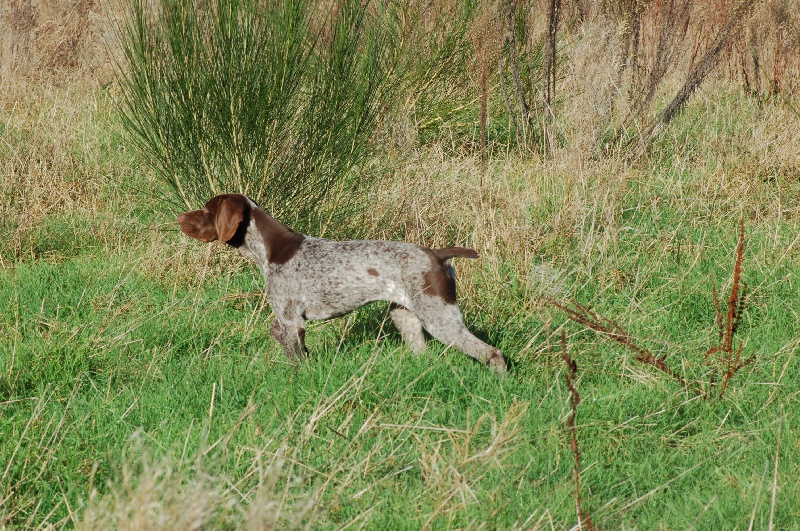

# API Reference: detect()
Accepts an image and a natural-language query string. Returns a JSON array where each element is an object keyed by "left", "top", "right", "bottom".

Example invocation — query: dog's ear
[
  {"left": 178, "top": 209, "right": 217, "bottom": 242},
  {"left": 215, "top": 195, "right": 247, "bottom": 244}
]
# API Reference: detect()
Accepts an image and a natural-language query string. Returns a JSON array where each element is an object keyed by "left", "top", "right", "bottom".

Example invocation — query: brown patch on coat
[
  {"left": 422, "top": 253, "right": 458, "bottom": 305},
  {"left": 420, "top": 246, "right": 477, "bottom": 304},
  {"left": 367, "top": 268, "right": 380, "bottom": 276},
  {"left": 252, "top": 208, "right": 306, "bottom": 265}
]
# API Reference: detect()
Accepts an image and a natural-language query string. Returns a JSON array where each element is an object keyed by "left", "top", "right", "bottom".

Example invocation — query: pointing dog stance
[{"left": 178, "top": 194, "right": 507, "bottom": 373}]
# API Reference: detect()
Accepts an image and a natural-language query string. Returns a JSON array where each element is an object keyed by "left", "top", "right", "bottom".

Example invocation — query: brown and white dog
[{"left": 178, "top": 194, "right": 507, "bottom": 373}]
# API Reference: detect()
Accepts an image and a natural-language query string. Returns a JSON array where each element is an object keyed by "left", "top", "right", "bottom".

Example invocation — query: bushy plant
[{"left": 115, "top": 0, "right": 396, "bottom": 229}]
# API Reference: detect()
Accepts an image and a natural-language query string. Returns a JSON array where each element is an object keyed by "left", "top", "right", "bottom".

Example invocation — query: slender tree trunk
[
  {"left": 505, "top": 0, "right": 530, "bottom": 140},
  {"left": 641, "top": 0, "right": 761, "bottom": 145},
  {"left": 499, "top": 59, "right": 522, "bottom": 145},
  {"left": 543, "top": 0, "right": 560, "bottom": 109},
  {"left": 542, "top": 0, "right": 561, "bottom": 155}
]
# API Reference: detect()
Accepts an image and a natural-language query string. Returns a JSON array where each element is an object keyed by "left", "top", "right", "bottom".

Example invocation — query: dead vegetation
[
  {"left": 0, "top": 0, "right": 113, "bottom": 82},
  {"left": 549, "top": 218, "right": 754, "bottom": 399},
  {"left": 705, "top": 218, "right": 755, "bottom": 399},
  {"left": 0, "top": 0, "right": 121, "bottom": 264},
  {"left": 549, "top": 297, "right": 687, "bottom": 386},
  {"left": 3, "top": 0, "right": 800, "bottom": 166},
  {"left": 638, "top": 0, "right": 762, "bottom": 149}
]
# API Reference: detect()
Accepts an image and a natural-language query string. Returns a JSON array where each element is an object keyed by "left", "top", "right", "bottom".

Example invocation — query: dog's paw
[{"left": 487, "top": 349, "right": 507, "bottom": 374}]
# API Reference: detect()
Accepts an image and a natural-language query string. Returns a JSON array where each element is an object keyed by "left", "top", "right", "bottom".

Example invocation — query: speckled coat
[{"left": 178, "top": 194, "right": 506, "bottom": 373}]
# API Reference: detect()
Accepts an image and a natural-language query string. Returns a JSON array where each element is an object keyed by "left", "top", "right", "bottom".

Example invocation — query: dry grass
[
  {"left": 0, "top": 83, "right": 112, "bottom": 264},
  {"left": 0, "top": 0, "right": 124, "bottom": 265},
  {"left": 0, "top": 0, "right": 115, "bottom": 83},
  {"left": 78, "top": 441, "right": 319, "bottom": 530},
  {"left": 417, "top": 400, "right": 528, "bottom": 525}
]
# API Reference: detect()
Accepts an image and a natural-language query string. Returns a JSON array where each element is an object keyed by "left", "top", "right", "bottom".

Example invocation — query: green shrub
[{"left": 115, "top": 0, "right": 396, "bottom": 229}]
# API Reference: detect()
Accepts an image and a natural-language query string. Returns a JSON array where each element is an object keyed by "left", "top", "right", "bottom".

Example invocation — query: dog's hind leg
[
  {"left": 390, "top": 303, "right": 426, "bottom": 354},
  {"left": 415, "top": 302, "right": 507, "bottom": 373}
]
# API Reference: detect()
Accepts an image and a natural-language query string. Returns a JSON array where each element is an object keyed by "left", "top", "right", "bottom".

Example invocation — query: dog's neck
[{"left": 238, "top": 204, "right": 306, "bottom": 277}]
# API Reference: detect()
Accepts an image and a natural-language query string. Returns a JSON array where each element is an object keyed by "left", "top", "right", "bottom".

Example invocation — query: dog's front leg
[{"left": 270, "top": 318, "right": 308, "bottom": 360}]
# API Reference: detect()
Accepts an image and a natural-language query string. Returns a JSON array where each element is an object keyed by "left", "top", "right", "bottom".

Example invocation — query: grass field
[{"left": 3, "top": 1, "right": 800, "bottom": 529}]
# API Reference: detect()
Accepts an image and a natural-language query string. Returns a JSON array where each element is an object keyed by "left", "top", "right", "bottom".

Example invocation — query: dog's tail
[{"left": 432, "top": 247, "right": 478, "bottom": 261}]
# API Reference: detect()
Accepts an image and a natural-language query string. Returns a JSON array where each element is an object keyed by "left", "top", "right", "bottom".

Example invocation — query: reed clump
[{"left": 114, "top": 0, "right": 399, "bottom": 233}]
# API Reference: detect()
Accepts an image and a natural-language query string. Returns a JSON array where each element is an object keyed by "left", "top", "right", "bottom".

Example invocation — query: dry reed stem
[
  {"left": 768, "top": 406, "right": 783, "bottom": 530},
  {"left": 560, "top": 330, "right": 593, "bottom": 530},
  {"left": 748, "top": 460, "right": 770, "bottom": 531},
  {"left": 548, "top": 297, "right": 687, "bottom": 387}
]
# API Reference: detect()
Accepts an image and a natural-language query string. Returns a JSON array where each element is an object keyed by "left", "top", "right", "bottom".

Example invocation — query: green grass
[{"left": 2, "top": 238, "right": 797, "bottom": 527}]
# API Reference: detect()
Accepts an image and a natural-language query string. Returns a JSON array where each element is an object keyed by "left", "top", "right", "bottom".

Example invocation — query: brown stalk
[
  {"left": 467, "top": 1, "right": 497, "bottom": 180},
  {"left": 560, "top": 330, "right": 593, "bottom": 530},
  {"left": 479, "top": 66, "right": 488, "bottom": 179},
  {"left": 548, "top": 298, "right": 687, "bottom": 387},
  {"left": 705, "top": 218, "right": 755, "bottom": 398},
  {"left": 632, "top": 0, "right": 692, "bottom": 123}
]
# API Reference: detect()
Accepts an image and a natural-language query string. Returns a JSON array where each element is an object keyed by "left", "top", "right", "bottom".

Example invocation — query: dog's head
[{"left": 177, "top": 194, "right": 251, "bottom": 246}]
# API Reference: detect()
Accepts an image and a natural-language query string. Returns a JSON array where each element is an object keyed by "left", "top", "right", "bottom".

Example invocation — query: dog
[{"left": 178, "top": 194, "right": 507, "bottom": 373}]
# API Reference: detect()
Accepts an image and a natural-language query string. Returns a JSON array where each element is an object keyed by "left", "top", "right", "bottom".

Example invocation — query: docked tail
[{"left": 432, "top": 247, "right": 478, "bottom": 260}]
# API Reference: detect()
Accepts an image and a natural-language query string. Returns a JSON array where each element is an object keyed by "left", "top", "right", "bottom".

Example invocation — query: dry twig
[
  {"left": 560, "top": 330, "right": 593, "bottom": 530},
  {"left": 548, "top": 298, "right": 686, "bottom": 387}
]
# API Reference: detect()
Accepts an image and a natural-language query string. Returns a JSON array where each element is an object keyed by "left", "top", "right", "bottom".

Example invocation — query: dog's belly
[{"left": 300, "top": 280, "right": 412, "bottom": 321}]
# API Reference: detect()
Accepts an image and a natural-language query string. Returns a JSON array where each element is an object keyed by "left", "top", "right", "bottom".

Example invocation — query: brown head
[{"left": 177, "top": 194, "right": 251, "bottom": 246}]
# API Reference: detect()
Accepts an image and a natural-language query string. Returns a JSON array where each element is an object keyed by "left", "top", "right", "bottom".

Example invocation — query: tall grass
[{"left": 114, "top": 0, "right": 397, "bottom": 228}]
